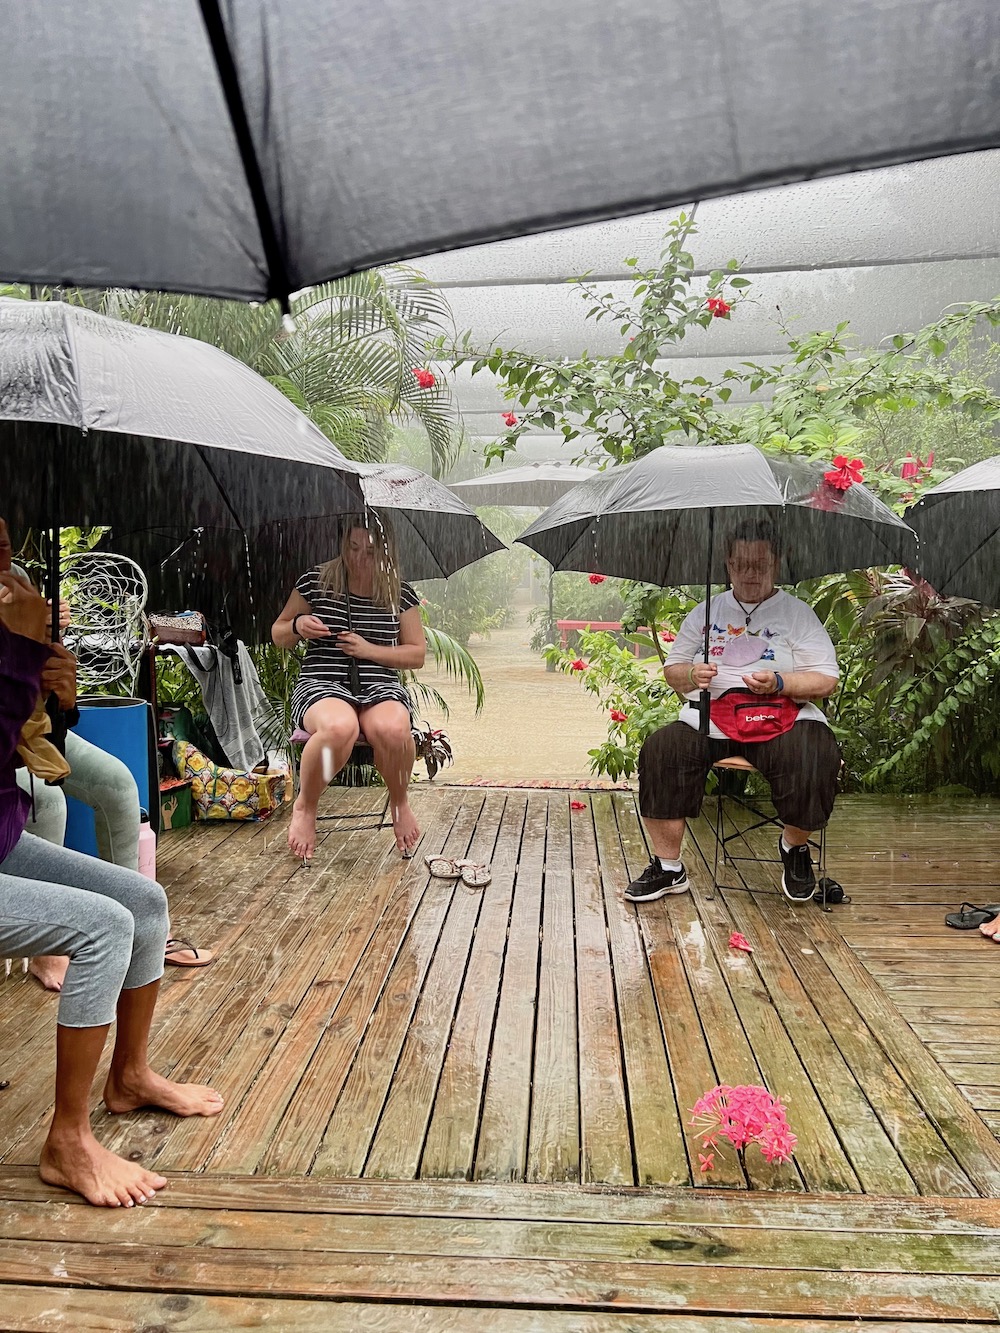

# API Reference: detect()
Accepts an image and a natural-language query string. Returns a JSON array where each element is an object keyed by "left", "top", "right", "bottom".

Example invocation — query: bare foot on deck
[
  {"left": 287, "top": 799, "right": 317, "bottom": 861},
  {"left": 104, "top": 1068, "right": 224, "bottom": 1118},
  {"left": 40, "top": 1131, "right": 167, "bottom": 1207},
  {"left": 29, "top": 955, "right": 69, "bottom": 992},
  {"left": 391, "top": 800, "right": 421, "bottom": 857},
  {"left": 980, "top": 917, "right": 1000, "bottom": 941}
]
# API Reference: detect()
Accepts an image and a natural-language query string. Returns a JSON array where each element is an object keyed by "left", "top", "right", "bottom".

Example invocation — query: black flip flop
[{"left": 944, "top": 902, "right": 1000, "bottom": 930}]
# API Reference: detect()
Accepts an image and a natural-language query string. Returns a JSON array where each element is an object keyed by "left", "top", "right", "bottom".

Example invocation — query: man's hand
[
  {"left": 687, "top": 662, "right": 718, "bottom": 690},
  {"left": 0, "top": 570, "right": 50, "bottom": 644},
  {"left": 41, "top": 643, "right": 78, "bottom": 709},
  {"left": 742, "top": 670, "right": 779, "bottom": 695}
]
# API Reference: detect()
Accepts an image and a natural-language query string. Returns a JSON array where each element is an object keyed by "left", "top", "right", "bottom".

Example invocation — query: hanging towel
[{"left": 166, "top": 643, "right": 270, "bottom": 771}]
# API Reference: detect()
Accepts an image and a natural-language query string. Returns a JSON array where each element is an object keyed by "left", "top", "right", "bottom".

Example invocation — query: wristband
[
  {"left": 687, "top": 664, "right": 698, "bottom": 688},
  {"left": 291, "top": 614, "right": 304, "bottom": 639},
  {"left": 773, "top": 672, "right": 784, "bottom": 695}
]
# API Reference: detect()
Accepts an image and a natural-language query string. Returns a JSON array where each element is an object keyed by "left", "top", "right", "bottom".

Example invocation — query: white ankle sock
[
  {"left": 658, "top": 857, "right": 682, "bottom": 872},
  {"left": 781, "top": 837, "right": 803, "bottom": 854}
]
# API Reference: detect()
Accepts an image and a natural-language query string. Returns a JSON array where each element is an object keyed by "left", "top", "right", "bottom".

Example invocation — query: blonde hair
[{"left": 318, "top": 512, "right": 402, "bottom": 610}]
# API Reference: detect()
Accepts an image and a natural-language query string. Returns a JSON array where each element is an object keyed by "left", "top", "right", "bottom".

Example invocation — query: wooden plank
[
  {"left": 1, "top": 1237, "right": 999, "bottom": 1319},
  {"left": 315, "top": 793, "right": 504, "bottom": 1177},
  {"left": 474, "top": 792, "right": 548, "bottom": 1181},
  {"left": 591, "top": 794, "right": 689, "bottom": 1187},
  {"left": 4, "top": 1287, "right": 981, "bottom": 1333},
  {"left": 568, "top": 796, "right": 634, "bottom": 1186},
  {"left": 815, "top": 932, "right": 1000, "bottom": 1195},
  {"left": 419, "top": 795, "right": 526, "bottom": 1179},
  {"left": 526, "top": 793, "right": 581, "bottom": 1183},
  {"left": 362, "top": 792, "right": 508, "bottom": 1179}
]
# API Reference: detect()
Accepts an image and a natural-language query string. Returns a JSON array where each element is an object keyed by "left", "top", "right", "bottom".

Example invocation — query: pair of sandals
[
  {"left": 423, "top": 855, "right": 492, "bottom": 888},
  {"left": 944, "top": 902, "right": 1000, "bottom": 931}
]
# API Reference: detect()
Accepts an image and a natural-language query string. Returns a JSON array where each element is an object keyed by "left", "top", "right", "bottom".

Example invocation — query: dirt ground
[{"left": 419, "top": 596, "right": 617, "bottom": 786}]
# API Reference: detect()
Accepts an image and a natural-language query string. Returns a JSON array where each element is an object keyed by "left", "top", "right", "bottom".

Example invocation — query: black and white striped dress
[{"left": 290, "top": 568, "right": 419, "bottom": 726}]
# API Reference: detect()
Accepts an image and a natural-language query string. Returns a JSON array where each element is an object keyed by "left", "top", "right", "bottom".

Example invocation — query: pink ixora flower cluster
[{"left": 690, "top": 1084, "right": 797, "bottom": 1172}]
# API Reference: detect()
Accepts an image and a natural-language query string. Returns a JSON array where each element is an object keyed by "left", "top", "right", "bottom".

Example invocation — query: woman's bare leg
[
  {"left": 289, "top": 699, "right": 360, "bottom": 859},
  {"left": 361, "top": 701, "right": 419, "bottom": 855}
]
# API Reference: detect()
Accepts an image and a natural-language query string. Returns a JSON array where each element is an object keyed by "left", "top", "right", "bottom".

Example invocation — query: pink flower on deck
[
  {"left": 698, "top": 1152, "right": 715, "bottom": 1173},
  {"left": 690, "top": 1084, "right": 796, "bottom": 1166},
  {"left": 728, "top": 931, "right": 753, "bottom": 953},
  {"left": 570, "top": 800, "right": 586, "bottom": 811}
]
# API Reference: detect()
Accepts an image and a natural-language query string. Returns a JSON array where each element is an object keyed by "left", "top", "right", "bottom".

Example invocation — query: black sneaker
[
  {"left": 625, "top": 859, "right": 689, "bottom": 903},
  {"left": 779, "top": 840, "right": 816, "bottom": 902}
]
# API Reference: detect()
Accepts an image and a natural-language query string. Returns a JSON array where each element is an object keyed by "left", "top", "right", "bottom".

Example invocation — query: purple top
[{"left": 0, "top": 622, "right": 51, "bottom": 864}]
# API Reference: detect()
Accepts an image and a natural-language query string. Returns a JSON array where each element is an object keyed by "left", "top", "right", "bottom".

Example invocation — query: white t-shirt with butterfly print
[{"left": 665, "top": 589, "right": 839, "bottom": 739}]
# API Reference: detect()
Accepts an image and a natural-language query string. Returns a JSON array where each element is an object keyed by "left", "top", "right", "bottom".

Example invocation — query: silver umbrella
[
  {"left": 907, "top": 455, "right": 1000, "bottom": 609},
  {"left": 1, "top": 2, "right": 997, "bottom": 304},
  {"left": 0, "top": 297, "right": 364, "bottom": 636},
  {"left": 450, "top": 462, "right": 603, "bottom": 509}
]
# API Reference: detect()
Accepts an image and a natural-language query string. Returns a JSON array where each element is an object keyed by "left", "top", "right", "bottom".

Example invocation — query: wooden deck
[{"left": 2, "top": 787, "right": 999, "bottom": 1328}]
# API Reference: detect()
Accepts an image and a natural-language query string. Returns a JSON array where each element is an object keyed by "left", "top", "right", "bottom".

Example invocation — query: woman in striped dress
[{"left": 272, "top": 519, "right": 425, "bottom": 862}]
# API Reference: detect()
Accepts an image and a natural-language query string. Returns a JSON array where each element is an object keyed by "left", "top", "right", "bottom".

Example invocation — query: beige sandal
[
  {"left": 459, "top": 862, "right": 492, "bottom": 889},
  {"left": 424, "top": 855, "right": 462, "bottom": 879}
]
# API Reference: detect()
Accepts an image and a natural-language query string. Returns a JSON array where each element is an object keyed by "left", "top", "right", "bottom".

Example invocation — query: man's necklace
[{"left": 731, "top": 588, "right": 778, "bottom": 627}]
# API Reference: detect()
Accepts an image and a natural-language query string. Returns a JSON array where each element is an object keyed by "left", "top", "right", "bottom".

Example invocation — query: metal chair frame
[
  {"left": 709, "top": 756, "right": 834, "bottom": 905},
  {"left": 291, "top": 732, "right": 391, "bottom": 832}
]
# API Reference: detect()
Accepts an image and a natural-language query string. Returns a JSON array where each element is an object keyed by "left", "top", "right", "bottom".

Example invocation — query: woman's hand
[
  {"left": 689, "top": 662, "right": 718, "bottom": 690},
  {"left": 742, "top": 669, "right": 778, "bottom": 695},
  {"left": 0, "top": 570, "right": 50, "bottom": 643},
  {"left": 294, "top": 615, "right": 331, "bottom": 640},
  {"left": 337, "top": 632, "right": 370, "bottom": 659},
  {"left": 41, "top": 643, "right": 78, "bottom": 709}
]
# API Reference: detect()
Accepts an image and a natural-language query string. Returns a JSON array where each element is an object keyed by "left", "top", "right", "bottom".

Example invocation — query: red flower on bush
[
  {"left": 901, "top": 451, "right": 934, "bottom": 481},
  {"left": 706, "top": 297, "right": 732, "bottom": 318},
  {"left": 610, "top": 709, "right": 628, "bottom": 723},
  {"left": 661, "top": 630, "right": 676, "bottom": 642},
  {"left": 823, "top": 455, "right": 864, "bottom": 491},
  {"left": 570, "top": 658, "right": 587, "bottom": 672},
  {"left": 502, "top": 411, "right": 518, "bottom": 427},
  {"left": 589, "top": 573, "right": 606, "bottom": 585},
  {"left": 412, "top": 368, "right": 436, "bottom": 389}
]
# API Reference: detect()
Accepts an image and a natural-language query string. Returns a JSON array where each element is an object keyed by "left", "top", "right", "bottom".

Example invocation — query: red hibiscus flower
[
  {"left": 570, "top": 659, "right": 587, "bottom": 672},
  {"left": 589, "top": 573, "right": 606, "bottom": 585},
  {"left": 728, "top": 931, "right": 753, "bottom": 953},
  {"left": 823, "top": 455, "right": 864, "bottom": 490},
  {"left": 502, "top": 411, "right": 518, "bottom": 427},
  {"left": 570, "top": 800, "right": 586, "bottom": 810},
  {"left": 412, "top": 368, "right": 436, "bottom": 389},
  {"left": 706, "top": 297, "right": 732, "bottom": 318},
  {"left": 610, "top": 709, "right": 628, "bottom": 723},
  {"left": 661, "top": 630, "right": 676, "bottom": 642}
]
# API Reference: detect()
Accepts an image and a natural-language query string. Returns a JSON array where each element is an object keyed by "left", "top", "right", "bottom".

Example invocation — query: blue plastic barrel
[{"left": 63, "top": 697, "right": 158, "bottom": 856}]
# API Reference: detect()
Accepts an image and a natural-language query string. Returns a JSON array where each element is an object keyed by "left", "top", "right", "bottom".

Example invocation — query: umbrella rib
[
  {"left": 197, "top": 0, "right": 293, "bottom": 308},
  {"left": 192, "top": 444, "right": 250, "bottom": 537}
]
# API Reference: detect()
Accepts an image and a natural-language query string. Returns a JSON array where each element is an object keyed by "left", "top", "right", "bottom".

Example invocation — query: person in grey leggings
[{"left": 0, "top": 538, "right": 224, "bottom": 1207}]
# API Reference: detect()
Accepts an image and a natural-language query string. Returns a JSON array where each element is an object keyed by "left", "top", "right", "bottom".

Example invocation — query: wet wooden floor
[{"left": 1, "top": 787, "right": 999, "bottom": 1328}]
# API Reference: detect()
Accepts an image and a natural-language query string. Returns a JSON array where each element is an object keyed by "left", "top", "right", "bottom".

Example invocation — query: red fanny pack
[{"left": 709, "top": 689, "right": 801, "bottom": 743}]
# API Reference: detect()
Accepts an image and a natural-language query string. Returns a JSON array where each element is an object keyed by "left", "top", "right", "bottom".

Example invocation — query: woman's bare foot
[
  {"left": 29, "top": 955, "right": 69, "bottom": 992},
  {"left": 979, "top": 917, "right": 1000, "bottom": 941},
  {"left": 40, "top": 1130, "right": 167, "bottom": 1207},
  {"left": 104, "top": 1068, "right": 225, "bottom": 1117},
  {"left": 391, "top": 800, "right": 421, "bottom": 857},
  {"left": 288, "top": 799, "right": 318, "bottom": 860}
]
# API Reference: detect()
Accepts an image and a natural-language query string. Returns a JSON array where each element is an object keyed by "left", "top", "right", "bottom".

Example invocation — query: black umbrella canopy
[
  {"left": 117, "top": 465, "right": 507, "bottom": 642},
  {"left": 1, "top": 2, "right": 998, "bottom": 303},
  {"left": 449, "top": 463, "right": 603, "bottom": 509},
  {"left": 907, "top": 456, "right": 1000, "bottom": 609},
  {"left": 517, "top": 443, "right": 916, "bottom": 585},
  {"left": 0, "top": 298, "right": 364, "bottom": 536}
]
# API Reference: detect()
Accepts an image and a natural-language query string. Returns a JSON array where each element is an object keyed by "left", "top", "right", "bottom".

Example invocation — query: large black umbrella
[
  {"left": 1, "top": 2, "right": 997, "bottom": 305},
  {"left": 0, "top": 296, "right": 366, "bottom": 636},
  {"left": 449, "top": 462, "right": 603, "bottom": 509},
  {"left": 517, "top": 442, "right": 917, "bottom": 728},
  {"left": 907, "top": 456, "right": 1000, "bottom": 609},
  {"left": 119, "top": 464, "right": 507, "bottom": 642}
]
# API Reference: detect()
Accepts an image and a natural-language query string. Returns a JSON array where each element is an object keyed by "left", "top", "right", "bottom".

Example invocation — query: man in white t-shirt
[{"left": 627, "top": 523, "right": 841, "bottom": 905}]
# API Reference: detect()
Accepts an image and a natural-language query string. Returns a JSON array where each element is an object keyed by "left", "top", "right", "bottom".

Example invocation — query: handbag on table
[{"left": 148, "top": 611, "right": 207, "bottom": 646}]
